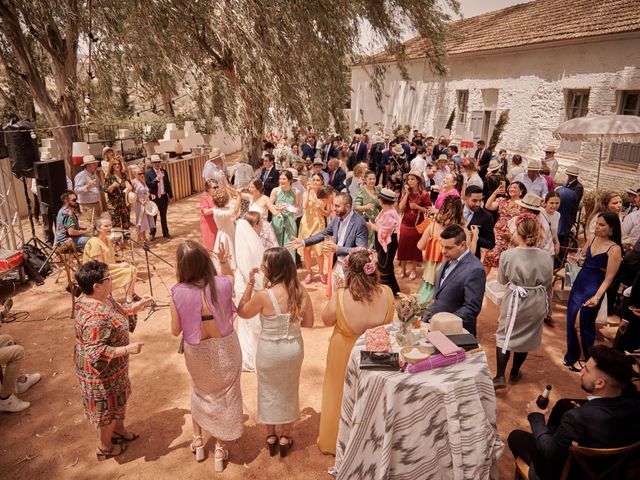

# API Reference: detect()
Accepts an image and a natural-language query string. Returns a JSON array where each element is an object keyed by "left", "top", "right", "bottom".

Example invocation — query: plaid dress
[{"left": 74, "top": 297, "right": 137, "bottom": 428}]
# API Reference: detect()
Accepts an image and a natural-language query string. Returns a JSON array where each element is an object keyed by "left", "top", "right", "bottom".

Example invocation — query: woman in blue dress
[{"left": 564, "top": 211, "right": 622, "bottom": 371}]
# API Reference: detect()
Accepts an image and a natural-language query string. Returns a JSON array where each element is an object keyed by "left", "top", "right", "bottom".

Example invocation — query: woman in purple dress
[
  {"left": 130, "top": 165, "right": 155, "bottom": 245},
  {"left": 170, "top": 240, "right": 242, "bottom": 472}
]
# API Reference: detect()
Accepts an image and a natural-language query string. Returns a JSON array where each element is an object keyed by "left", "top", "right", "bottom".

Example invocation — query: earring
[{"left": 609, "top": 232, "right": 612, "bottom": 237}]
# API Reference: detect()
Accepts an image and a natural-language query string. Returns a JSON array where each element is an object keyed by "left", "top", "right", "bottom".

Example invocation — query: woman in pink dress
[
  {"left": 483, "top": 180, "right": 527, "bottom": 275},
  {"left": 433, "top": 173, "right": 460, "bottom": 210},
  {"left": 199, "top": 180, "right": 219, "bottom": 250}
]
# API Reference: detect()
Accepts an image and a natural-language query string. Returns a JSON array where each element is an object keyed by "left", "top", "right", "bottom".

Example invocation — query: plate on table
[{"left": 400, "top": 345, "right": 435, "bottom": 364}]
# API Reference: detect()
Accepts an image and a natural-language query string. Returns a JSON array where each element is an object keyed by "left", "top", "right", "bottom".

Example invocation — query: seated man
[
  {"left": 508, "top": 346, "right": 640, "bottom": 480},
  {"left": 0, "top": 334, "right": 41, "bottom": 412},
  {"left": 422, "top": 224, "right": 486, "bottom": 336},
  {"left": 56, "top": 191, "right": 91, "bottom": 249}
]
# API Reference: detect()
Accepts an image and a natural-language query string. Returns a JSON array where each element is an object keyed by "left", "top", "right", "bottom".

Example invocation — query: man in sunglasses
[{"left": 55, "top": 191, "right": 91, "bottom": 249}]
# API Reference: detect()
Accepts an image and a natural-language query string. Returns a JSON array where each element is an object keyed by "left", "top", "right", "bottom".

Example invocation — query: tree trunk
[
  {"left": 241, "top": 134, "right": 263, "bottom": 168},
  {"left": 161, "top": 91, "right": 174, "bottom": 117}
]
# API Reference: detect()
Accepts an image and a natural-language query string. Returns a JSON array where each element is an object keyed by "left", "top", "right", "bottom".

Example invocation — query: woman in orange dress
[{"left": 317, "top": 249, "right": 394, "bottom": 455}]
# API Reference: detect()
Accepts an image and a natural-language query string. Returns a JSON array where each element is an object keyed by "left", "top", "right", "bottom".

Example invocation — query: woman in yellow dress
[
  {"left": 317, "top": 249, "right": 395, "bottom": 455},
  {"left": 83, "top": 217, "right": 139, "bottom": 303},
  {"left": 297, "top": 173, "right": 331, "bottom": 284}
]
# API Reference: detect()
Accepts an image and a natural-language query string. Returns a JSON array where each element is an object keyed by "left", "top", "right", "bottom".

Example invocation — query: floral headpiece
[
  {"left": 342, "top": 248, "right": 378, "bottom": 275},
  {"left": 515, "top": 212, "right": 538, "bottom": 226}
]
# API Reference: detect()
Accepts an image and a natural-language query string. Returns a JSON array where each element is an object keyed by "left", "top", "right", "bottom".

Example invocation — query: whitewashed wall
[{"left": 351, "top": 34, "right": 640, "bottom": 190}]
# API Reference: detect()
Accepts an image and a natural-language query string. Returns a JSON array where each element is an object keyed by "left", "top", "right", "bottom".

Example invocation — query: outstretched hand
[{"left": 285, "top": 236, "right": 304, "bottom": 250}]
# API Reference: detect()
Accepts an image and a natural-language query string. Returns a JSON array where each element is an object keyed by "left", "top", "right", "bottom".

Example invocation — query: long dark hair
[
  {"left": 599, "top": 211, "right": 622, "bottom": 246},
  {"left": 175, "top": 240, "right": 223, "bottom": 318},
  {"left": 262, "top": 247, "right": 305, "bottom": 322}
]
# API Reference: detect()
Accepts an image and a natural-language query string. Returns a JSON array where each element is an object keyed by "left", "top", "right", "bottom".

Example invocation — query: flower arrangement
[{"left": 394, "top": 293, "right": 431, "bottom": 346}]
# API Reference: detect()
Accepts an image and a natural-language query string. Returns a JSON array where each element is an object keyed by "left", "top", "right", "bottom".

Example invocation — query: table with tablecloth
[{"left": 332, "top": 334, "right": 504, "bottom": 480}]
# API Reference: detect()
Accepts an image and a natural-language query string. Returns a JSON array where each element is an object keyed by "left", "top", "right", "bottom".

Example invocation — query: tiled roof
[{"left": 367, "top": 0, "right": 640, "bottom": 64}]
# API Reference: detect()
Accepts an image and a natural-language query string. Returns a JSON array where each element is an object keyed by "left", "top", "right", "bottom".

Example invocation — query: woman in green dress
[
  {"left": 353, "top": 170, "right": 381, "bottom": 247},
  {"left": 270, "top": 170, "right": 300, "bottom": 261}
]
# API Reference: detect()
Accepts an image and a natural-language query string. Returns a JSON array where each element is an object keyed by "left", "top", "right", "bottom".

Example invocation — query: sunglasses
[{"left": 98, "top": 275, "right": 111, "bottom": 283}]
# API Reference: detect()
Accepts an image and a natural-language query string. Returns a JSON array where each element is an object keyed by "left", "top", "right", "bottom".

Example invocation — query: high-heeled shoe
[
  {"left": 214, "top": 446, "right": 228, "bottom": 472},
  {"left": 266, "top": 435, "right": 278, "bottom": 456},
  {"left": 190, "top": 434, "right": 205, "bottom": 462},
  {"left": 279, "top": 436, "right": 293, "bottom": 458}
]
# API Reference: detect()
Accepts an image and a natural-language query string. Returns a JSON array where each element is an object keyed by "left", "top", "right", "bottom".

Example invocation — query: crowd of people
[{"left": 2, "top": 128, "right": 640, "bottom": 477}]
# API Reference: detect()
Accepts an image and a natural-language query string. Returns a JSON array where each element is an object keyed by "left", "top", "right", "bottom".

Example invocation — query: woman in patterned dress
[
  {"left": 270, "top": 170, "right": 300, "bottom": 262},
  {"left": 298, "top": 173, "right": 329, "bottom": 284},
  {"left": 74, "top": 261, "right": 152, "bottom": 460},
  {"left": 104, "top": 155, "right": 131, "bottom": 230},
  {"left": 483, "top": 181, "right": 527, "bottom": 275}
]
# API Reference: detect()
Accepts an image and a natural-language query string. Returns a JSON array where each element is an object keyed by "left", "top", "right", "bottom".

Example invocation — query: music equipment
[
  {"left": 33, "top": 159, "right": 67, "bottom": 210},
  {"left": 4, "top": 120, "right": 39, "bottom": 177},
  {"left": 0, "top": 129, "right": 8, "bottom": 159}
]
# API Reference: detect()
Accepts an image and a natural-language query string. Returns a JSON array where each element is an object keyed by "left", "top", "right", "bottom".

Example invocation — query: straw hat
[
  {"left": 392, "top": 145, "right": 405, "bottom": 155},
  {"left": 82, "top": 155, "right": 99, "bottom": 165},
  {"left": 372, "top": 131, "right": 384, "bottom": 143},
  {"left": 144, "top": 201, "right": 159, "bottom": 216},
  {"left": 487, "top": 159, "right": 501, "bottom": 172},
  {"left": 150, "top": 154, "right": 162, "bottom": 163},
  {"left": 125, "top": 191, "right": 137, "bottom": 206},
  {"left": 565, "top": 165, "right": 580, "bottom": 177},
  {"left": 396, "top": 129, "right": 407, "bottom": 136},
  {"left": 526, "top": 159, "right": 542, "bottom": 171},
  {"left": 516, "top": 193, "right": 543, "bottom": 212},
  {"left": 544, "top": 145, "right": 557, "bottom": 153},
  {"left": 404, "top": 169, "right": 424, "bottom": 186},
  {"left": 437, "top": 154, "right": 448, "bottom": 162},
  {"left": 102, "top": 146, "right": 115, "bottom": 157},
  {"left": 626, "top": 186, "right": 639, "bottom": 195},
  {"left": 429, "top": 312, "right": 464, "bottom": 335},
  {"left": 208, "top": 147, "right": 222, "bottom": 160},
  {"left": 377, "top": 188, "right": 397, "bottom": 203},
  {"left": 312, "top": 158, "right": 325, "bottom": 166}
]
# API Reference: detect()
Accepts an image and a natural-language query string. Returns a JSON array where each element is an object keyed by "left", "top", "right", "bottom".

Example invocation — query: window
[
  {"left": 456, "top": 90, "right": 468, "bottom": 124},
  {"left": 619, "top": 90, "right": 640, "bottom": 116},
  {"left": 565, "top": 89, "right": 590, "bottom": 120}
]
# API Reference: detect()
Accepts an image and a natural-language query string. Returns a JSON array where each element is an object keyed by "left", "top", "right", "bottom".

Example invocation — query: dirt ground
[{"left": 0, "top": 193, "right": 593, "bottom": 479}]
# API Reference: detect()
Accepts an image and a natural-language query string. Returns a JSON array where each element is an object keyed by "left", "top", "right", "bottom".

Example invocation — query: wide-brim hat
[
  {"left": 125, "top": 191, "right": 137, "bottom": 206},
  {"left": 516, "top": 193, "right": 543, "bottom": 212},
  {"left": 312, "top": 158, "right": 325, "bottom": 166},
  {"left": 208, "top": 147, "right": 222, "bottom": 160},
  {"left": 372, "top": 131, "right": 384, "bottom": 143},
  {"left": 544, "top": 145, "right": 557, "bottom": 153},
  {"left": 527, "top": 159, "right": 542, "bottom": 171},
  {"left": 437, "top": 154, "right": 448, "bottom": 162},
  {"left": 102, "top": 146, "right": 115, "bottom": 157},
  {"left": 82, "top": 154, "right": 98, "bottom": 165},
  {"left": 396, "top": 129, "right": 407, "bottom": 136},
  {"left": 429, "top": 312, "right": 464, "bottom": 335},
  {"left": 144, "top": 201, "right": 159, "bottom": 216},
  {"left": 626, "top": 186, "right": 639, "bottom": 195},
  {"left": 392, "top": 145, "right": 405, "bottom": 155},
  {"left": 378, "top": 188, "right": 397, "bottom": 203},
  {"left": 487, "top": 159, "right": 501, "bottom": 172},
  {"left": 150, "top": 154, "right": 162, "bottom": 163},
  {"left": 404, "top": 169, "right": 424, "bottom": 185},
  {"left": 565, "top": 165, "right": 580, "bottom": 177}
]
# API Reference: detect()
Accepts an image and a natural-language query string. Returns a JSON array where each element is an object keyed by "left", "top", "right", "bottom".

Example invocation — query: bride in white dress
[
  {"left": 238, "top": 179, "right": 279, "bottom": 249},
  {"left": 234, "top": 215, "right": 265, "bottom": 371}
]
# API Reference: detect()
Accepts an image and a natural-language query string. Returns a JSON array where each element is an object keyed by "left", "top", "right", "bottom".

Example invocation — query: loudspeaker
[
  {"left": 0, "top": 129, "right": 8, "bottom": 159},
  {"left": 34, "top": 159, "right": 67, "bottom": 211},
  {"left": 4, "top": 120, "right": 39, "bottom": 177}
]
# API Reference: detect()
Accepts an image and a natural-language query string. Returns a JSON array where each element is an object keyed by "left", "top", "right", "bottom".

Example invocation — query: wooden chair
[
  {"left": 514, "top": 440, "right": 640, "bottom": 480},
  {"left": 55, "top": 241, "right": 82, "bottom": 318}
]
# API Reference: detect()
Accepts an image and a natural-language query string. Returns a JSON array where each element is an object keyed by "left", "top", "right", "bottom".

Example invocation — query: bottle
[{"left": 536, "top": 385, "right": 552, "bottom": 409}]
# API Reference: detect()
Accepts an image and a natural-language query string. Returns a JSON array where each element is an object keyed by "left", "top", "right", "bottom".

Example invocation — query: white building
[{"left": 350, "top": 0, "right": 640, "bottom": 190}]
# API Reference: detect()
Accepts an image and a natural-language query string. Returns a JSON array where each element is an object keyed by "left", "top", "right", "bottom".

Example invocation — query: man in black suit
[
  {"left": 463, "top": 185, "right": 495, "bottom": 258},
  {"left": 326, "top": 158, "right": 346, "bottom": 192},
  {"left": 256, "top": 153, "right": 279, "bottom": 197},
  {"left": 145, "top": 155, "right": 174, "bottom": 239},
  {"left": 350, "top": 130, "right": 368, "bottom": 164},
  {"left": 422, "top": 224, "right": 486, "bottom": 336},
  {"left": 320, "top": 136, "right": 340, "bottom": 164},
  {"left": 565, "top": 165, "right": 584, "bottom": 204},
  {"left": 508, "top": 346, "right": 640, "bottom": 480},
  {"left": 474, "top": 140, "right": 492, "bottom": 179}
]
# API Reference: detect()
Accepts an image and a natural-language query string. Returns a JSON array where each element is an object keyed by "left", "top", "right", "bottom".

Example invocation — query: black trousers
[
  {"left": 151, "top": 194, "right": 170, "bottom": 237},
  {"left": 508, "top": 399, "right": 586, "bottom": 479},
  {"left": 375, "top": 233, "right": 399, "bottom": 295}
]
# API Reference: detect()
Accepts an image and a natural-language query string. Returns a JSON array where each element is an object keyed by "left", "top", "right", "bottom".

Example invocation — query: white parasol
[{"left": 553, "top": 115, "right": 640, "bottom": 189}]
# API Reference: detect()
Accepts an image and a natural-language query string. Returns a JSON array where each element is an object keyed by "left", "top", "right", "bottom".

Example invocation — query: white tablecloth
[{"left": 333, "top": 337, "right": 504, "bottom": 479}]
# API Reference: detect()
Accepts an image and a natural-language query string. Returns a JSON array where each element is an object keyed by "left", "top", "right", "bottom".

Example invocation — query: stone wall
[{"left": 351, "top": 34, "right": 640, "bottom": 191}]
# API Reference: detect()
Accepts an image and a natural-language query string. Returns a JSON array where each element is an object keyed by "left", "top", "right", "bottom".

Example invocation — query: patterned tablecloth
[{"left": 333, "top": 336, "right": 504, "bottom": 480}]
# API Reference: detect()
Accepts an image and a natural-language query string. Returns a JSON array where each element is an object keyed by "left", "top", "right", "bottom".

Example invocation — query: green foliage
[
  {"left": 489, "top": 110, "right": 510, "bottom": 151},
  {"left": 445, "top": 108, "right": 455, "bottom": 130}
]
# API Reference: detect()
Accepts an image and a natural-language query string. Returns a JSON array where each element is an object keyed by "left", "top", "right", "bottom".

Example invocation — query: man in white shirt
[
  {"left": 202, "top": 148, "right": 228, "bottom": 186},
  {"left": 229, "top": 153, "right": 255, "bottom": 189},
  {"left": 514, "top": 160, "right": 548, "bottom": 198},
  {"left": 433, "top": 154, "right": 451, "bottom": 187},
  {"left": 622, "top": 192, "right": 640, "bottom": 245},
  {"left": 73, "top": 155, "right": 102, "bottom": 224},
  {"left": 410, "top": 146, "right": 428, "bottom": 175}
]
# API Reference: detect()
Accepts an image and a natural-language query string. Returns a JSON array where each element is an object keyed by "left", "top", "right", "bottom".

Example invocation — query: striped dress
[{"left": 74, "top": 297, "right": 137, "bottom": 428}]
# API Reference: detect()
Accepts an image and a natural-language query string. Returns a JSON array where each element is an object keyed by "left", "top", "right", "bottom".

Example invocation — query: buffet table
[{"left": 332, "top": 334, "right": 504, "bottom": 480}]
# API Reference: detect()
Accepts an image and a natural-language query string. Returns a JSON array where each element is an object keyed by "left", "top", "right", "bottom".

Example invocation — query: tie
[
  {"left": 439, "top": 261, "right": 450, "bottom": 287},
  {"left": 464, "top": 209, "right": 473, "bottom": 224},
  {"left": 262, "top": 168, "right": 268, "bottom": 181},
  {"left": 330, "top": 171, "right": 335, "bottom": 184}
]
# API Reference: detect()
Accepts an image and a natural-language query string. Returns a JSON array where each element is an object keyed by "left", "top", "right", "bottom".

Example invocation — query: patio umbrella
[{"left": 553, "top": 115, "right": 640, "bottom": 189}]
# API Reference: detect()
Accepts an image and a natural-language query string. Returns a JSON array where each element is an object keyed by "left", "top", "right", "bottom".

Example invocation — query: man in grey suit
[
  {"left": 422, "top": 224, "right": 486, "bottom": 336},
  {"left": 287, "top": 192, "right": 368, "bottom": 276}
]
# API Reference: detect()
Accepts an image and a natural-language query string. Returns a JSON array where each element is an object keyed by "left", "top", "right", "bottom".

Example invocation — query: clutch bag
[
  {"left": 446, "top": 334, "right": 479, "bottom": 351},
  {"left": 360, "top": 351, "right": 399, "bottom": 370}
]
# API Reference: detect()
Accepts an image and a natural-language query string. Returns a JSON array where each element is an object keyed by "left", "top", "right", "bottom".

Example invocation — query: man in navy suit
[
  {"left": 350, "top": 130, "right": 368, "bottom": 164},
  {"left": 464, "top": 185, "right": 495, "bottom": 258},
  {"left": 256, "top": 153, "right": 279, "bottom": 197},
  {"left": 422, "top": 224, "right": 486, "bottom": 336},
  {"left": 326, "top": 158, "right": 346, "bottom": 192},
  {"left": 145, "top": 155, "right": 174, "bottom": 239},
  {"left": 474, "top": 140, "right": 493, "bottom": 179},
  {"left": 301, "top": 136, "right": 316, "bottom": 162},
  {"left": 508, "top": 346, "right": 640, "bottom": 480},
  {"left": 287, "top": 192, "right": 368, "bottom": 274}
]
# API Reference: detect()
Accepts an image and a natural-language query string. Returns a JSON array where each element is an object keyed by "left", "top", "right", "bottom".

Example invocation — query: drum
[{"left": 144, "top": 201, "right": 159, "bottom": 216}]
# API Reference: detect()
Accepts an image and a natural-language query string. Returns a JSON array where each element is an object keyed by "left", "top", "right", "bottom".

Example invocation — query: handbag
[
  {"left": 416, "top": 215, "right": 431, "bottom": 234},
  {"left": 360, "top": 351, "right": 400, "bottom": 370}
]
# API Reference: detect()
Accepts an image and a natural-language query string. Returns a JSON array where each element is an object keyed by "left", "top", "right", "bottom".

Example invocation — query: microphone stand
[{"left": 127, "top": 235, "right": 172, "bottom": 321}]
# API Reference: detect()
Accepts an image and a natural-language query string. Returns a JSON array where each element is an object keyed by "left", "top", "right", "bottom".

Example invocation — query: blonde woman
[
  {"left": 130, "top": 165, "right": 154, "bottom": 245},
  {"left": 298, "top": 173, "right": 329, "bottom": 284}
]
